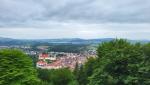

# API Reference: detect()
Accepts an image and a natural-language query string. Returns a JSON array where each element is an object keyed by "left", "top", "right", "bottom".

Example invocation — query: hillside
[{"left": 0, "top": 37, "right": 150, "bottom": 46}]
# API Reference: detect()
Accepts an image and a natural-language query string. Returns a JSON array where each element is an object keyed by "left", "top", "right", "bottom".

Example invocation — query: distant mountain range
[{"left": 0, "top": 37, "right": 149, "bottom": 46}]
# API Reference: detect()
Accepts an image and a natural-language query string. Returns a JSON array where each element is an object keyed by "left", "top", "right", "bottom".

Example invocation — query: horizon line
[{"left": 0, "top": 36, "right": 150, "bottom": 41}]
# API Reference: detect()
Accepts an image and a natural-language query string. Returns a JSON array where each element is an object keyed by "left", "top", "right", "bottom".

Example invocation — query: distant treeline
[{"left": 47, "top": 44, "right": 89, "bottom": 53}]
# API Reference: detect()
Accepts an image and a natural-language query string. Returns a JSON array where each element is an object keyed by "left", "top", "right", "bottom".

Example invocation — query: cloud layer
[
  {"left": 0, "top": 23, "right": 150, "bottom": 40},
  {"left": 0, "top": 0, "right": 150, "bottom": 39}
]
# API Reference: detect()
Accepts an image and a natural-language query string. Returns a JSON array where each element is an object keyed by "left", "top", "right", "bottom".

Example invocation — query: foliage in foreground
[
  {"left": 88, "top": 39, "right": 150, "bottom": 85},
  {"left": 73, "top": 57, "right": 97, "bottom": 85},
  {"left": 38, "top": 68, "right": 78, "bottom": 85},
  {"left": 0, "top": 49, "right": 39, "bottom": 85}
]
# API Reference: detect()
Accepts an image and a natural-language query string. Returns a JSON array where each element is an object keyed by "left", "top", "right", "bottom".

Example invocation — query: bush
[
  {"left": 38, "top": 68, "right": 78, "bottom": 85},
  {"left": 88, "top": 39, "right": 150, "bottom": 85},
  {"left": 0, "top": 49, "right": 39, "bottom": 85}
]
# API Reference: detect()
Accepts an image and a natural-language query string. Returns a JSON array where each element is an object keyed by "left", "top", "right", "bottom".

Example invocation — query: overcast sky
[{"left": 0, "top": 0, "right": 150, "bottom": 39}]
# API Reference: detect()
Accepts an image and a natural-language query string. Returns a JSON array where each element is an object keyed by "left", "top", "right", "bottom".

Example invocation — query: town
[
  {"left": 0, "top": 45, "right": 97, "bottom": 70},
  {"left": 36, "top": 52, "right": 96, "bottom": 70}
]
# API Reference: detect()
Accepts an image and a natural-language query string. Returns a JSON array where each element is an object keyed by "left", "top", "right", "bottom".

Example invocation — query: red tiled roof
[
  {"left": 37, "top": 60, "right": 47, "bottom": 65},
  {"left": 47, "top": 60, "right": 62, "bottom": 67},
  {"left": 39, "top": 53, "right": 49, "bottom": 58}
]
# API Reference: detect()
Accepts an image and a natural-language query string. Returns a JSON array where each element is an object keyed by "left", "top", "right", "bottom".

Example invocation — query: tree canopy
[
  {"left": 38, "top": 68, "right": 78, "bottom": 85},
  {"left": 88, "top": 39, "right": 150, "bottom": 85},
  {"left": 0, "top": 49, "right": 39, "bottom": 85}
]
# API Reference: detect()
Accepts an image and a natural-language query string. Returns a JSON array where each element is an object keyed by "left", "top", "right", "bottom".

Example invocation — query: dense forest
[
  {"left": 47, "top": 44, "right": 90, "bottom": 53},
  {"left": 30, "top": 44, "right": 92, "bottom": 53},
  {"left": 0, "top": 39, "right": 150, "bottom": 85}
]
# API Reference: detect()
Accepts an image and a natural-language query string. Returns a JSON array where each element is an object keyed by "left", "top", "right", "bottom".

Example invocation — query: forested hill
[
  {"left": 0, "top": 37, "right": 114, "bottom": 45},
  {"left": 0, "top": 37, "right": 150, "bottom": 46}
]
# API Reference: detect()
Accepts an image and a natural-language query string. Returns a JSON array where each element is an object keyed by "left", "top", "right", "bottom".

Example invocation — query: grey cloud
[
  {"left": 0, "top": 23, "right": 150, "bottom": 39},
  {"left": 40, "top": 0, "right": 150, "bottom": 23},
  {"left": 0, "top": 0, "right": 150, "bottom": 27}
]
